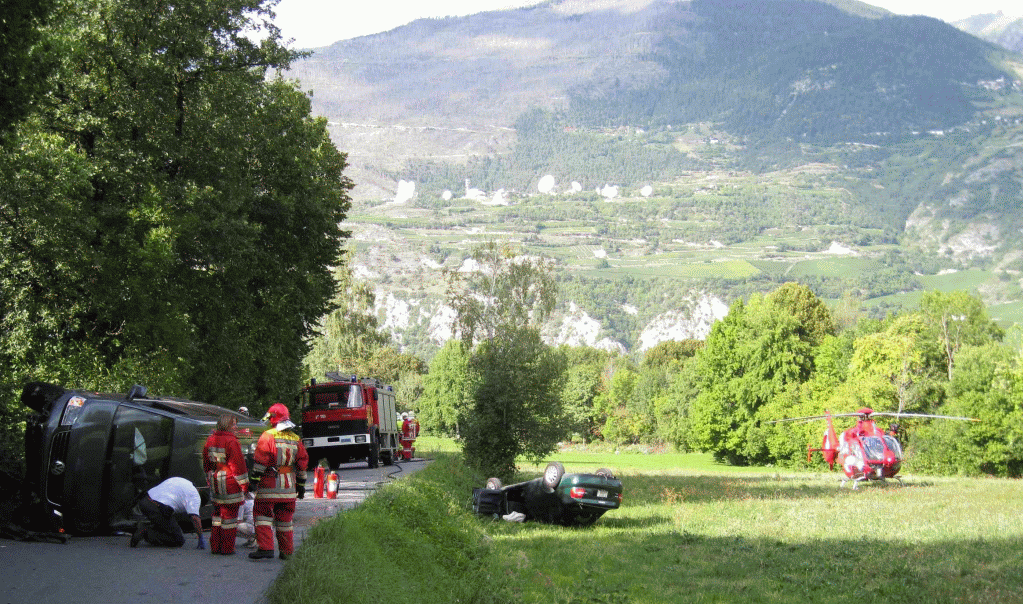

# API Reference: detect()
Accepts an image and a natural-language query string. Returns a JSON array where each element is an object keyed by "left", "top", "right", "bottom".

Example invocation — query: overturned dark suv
[{"left": 20, "top": 382, "right": 266, "bottom": 535}]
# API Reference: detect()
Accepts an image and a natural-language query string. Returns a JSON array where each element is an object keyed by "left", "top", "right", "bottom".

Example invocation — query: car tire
[
  {"left": 485, "top": 477, "right": 503, "bottom": 490},
  {"left": 596, "top": 467, "right": 615, "bottom": 478},
  {"left": 542, "top": 461, "right": 565, "bottom": 492}
]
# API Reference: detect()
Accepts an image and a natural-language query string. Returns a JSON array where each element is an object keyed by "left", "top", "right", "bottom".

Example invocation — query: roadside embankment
[{"left": 266, "top": 452, "right": 511, "bottom": 604}]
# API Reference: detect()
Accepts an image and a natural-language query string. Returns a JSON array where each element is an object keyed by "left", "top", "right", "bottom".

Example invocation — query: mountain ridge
[{"left": 285, "top": 0, "right": 1023, "bottom": 358}]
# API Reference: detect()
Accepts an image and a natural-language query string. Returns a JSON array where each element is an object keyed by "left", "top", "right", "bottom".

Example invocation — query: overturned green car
[{"left": 472, "top": 462, "right": 623, "bottom": 526}]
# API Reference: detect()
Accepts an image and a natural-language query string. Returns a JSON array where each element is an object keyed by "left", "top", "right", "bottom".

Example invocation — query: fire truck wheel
[
  {"left": 542, "top": 461, "right": 565, "bottom": 492},
  {"left": 485, "top": 477, "right": 503, "bottom": 490},
  {"left": 368, "top": 431, "right": 380, "bottom": 469}
]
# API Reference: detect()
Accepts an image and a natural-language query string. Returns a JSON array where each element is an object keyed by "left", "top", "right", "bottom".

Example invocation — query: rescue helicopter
[{"left": 769, "top": 408, "right": 978, "bottom": 489}]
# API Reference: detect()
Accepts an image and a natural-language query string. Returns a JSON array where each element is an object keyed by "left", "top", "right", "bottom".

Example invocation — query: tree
[
  {"left": 688, "top": 284, "right": 831, "bottom": 465},
  {"left": 919, "top": 290, "right": 1004, "bottom": 380},
  {"left": 417, "top": 340, "right": 472, "bottom": 436},
  {"left": 594, "top": 361, "right": 639, "bottom": 446},
  {"left": 642, "top": 340, "right": 704, "bottom": 370},
  {"left": 460, "top": 328, "right": 566, "bottom": 480},
  {"left": 910, "top": 344, "right": 1023, "bottom": 477},
  {"left": 363, "top": 348, "right": 428, "bottom": 385},
  {"left": 846, "top": 314, "right": 928, "bottom": 413},
  {"left": 304, "top": 257, "right": 390, "bottom": 382},
  {"left": 394, "top": 372, "right": 424, "bottom": 416},
  {"left": 554, "top": 345, "right": 613, "bottom": 443},
  {"left": 447, "top": 241, "right": 563, "bottom": 479},
  {"left": 446, "top": 241, "right": 557, "bottom": 344},
  {"left": 1, "top": 0, "right": 352, "bottom": 417},
  {"left": 0, "top": 0, "right": 55, "bottom": 140}
]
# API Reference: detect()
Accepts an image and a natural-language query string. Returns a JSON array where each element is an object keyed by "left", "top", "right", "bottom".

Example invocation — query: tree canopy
[{"left": 0, "top": 0, "right": 352, "bottom": 425}]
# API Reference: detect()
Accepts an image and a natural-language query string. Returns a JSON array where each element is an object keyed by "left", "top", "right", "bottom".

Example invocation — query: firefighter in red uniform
[
  {"left": 203, "top": 413, "right": 249, "bottom": 554},
  {"left": 248, "top": 403, "right": 309, "bottom": 560},
  {"left": 400, "top": 412, "right": 420, "bottom": 460}
]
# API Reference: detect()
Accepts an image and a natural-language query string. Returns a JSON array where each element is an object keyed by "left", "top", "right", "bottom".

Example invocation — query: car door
[{"left": 105, "top": 406, "right": 174, "bottom": 529}]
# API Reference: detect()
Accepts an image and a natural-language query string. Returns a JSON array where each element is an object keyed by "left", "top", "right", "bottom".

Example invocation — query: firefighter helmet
[{"left": 263, "top": 403, "right": 290, "bottom": 425}]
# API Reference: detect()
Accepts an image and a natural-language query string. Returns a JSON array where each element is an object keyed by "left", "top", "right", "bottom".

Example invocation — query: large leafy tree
[
  {"left": 447, "top": 241, "right": 563, "bottom": 479},
  {"left": 688, "top": 284, "right": 834, "bottom": 464},
  {"left": 304, "top": 257, "right": 390, "bottom": 383},
  {"left": 556, "top": 345, "right": 612, "bottom": 443},
  {"left": 461, "top": 328, "right": 565, "bottom": 480},
  {"left": 919, "top": 290, "right": 1004, "bottom": 380},
  {"left": 1, "top": 0, "right": 352, "bottom": 415},
  {"left": 0, "top": 0, "right": 55, "bottom": 140},
  {"left": 911, "top": 344, "right": 1023, "bottom": 477},
  {"left": 417, "top": 340, "right": 471, "bottom": 436}
]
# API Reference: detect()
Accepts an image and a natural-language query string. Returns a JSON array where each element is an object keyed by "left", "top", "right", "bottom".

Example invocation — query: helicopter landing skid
[{"left": 840, "top": 476, "right": 904, "bottom": 489}]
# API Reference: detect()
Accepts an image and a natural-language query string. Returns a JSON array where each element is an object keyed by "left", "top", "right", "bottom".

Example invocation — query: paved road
[{"left": 1, "top": 458, "right": 429, "bottom": 604}]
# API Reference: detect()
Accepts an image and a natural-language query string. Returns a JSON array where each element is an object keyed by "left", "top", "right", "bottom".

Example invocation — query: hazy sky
[{"left": 269, "top": 0, "right": 1020, "bottom": 48}]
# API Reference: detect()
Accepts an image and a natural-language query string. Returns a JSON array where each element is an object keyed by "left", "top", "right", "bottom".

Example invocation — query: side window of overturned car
[{"left": 109, "top": 409, "right": 173, "bottom": 508}]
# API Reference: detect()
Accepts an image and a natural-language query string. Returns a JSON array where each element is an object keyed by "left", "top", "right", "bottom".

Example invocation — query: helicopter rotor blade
[
  {"left": 767, "top": 411, "right": 980, "bottom": 424},
  {"left": 869, "top": 412, "right": 980, "bottom": 422},
  {"left": 766, "top": 412, "right": 859, "bottom": 424}
]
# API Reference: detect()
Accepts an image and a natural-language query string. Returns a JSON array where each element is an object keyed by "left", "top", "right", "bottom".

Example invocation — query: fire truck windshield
[{"left": 309, "top": 384, "right": 363, "bottom": 409}]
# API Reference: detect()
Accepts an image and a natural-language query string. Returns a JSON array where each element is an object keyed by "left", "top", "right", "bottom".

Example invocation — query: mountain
[
  {"left": 954, "top": 12, "right": 1023, "bottom": 54},
  {"left": 286, "top": 0, "right": 1023, "bottom": 359}
]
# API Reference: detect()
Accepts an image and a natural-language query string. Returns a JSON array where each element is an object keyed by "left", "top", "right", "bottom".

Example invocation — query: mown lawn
[{"left": 272, "top": 440, "right": 1023, "bottom": 604}]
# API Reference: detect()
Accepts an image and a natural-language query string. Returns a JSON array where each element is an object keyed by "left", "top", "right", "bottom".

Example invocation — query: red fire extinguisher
[
  {"left": 326, "top": 471, "right": 338, "bottom": 499},
  {"left": 313, "top": 466, "right": 325, "bottom": 498}
]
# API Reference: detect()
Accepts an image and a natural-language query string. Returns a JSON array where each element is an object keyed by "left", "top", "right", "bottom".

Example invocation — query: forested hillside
[{"left": 284, "top": 0, "right": 1023, "bottom": 359}]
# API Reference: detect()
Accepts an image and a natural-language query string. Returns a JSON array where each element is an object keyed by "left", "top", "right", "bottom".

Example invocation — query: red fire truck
[{"left": 297, "top": 373, "right": 401, "bottom": 469}]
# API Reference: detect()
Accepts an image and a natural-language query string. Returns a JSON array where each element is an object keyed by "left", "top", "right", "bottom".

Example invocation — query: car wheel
[
  {"left": 542, "top": 461, "right": 565, "bottom": 492},
  {"left": 485, "top": 477, "right": 503, "bottom": 490},
  {"left": 596, "top": 467, "right": 615, "bottom": 478}
]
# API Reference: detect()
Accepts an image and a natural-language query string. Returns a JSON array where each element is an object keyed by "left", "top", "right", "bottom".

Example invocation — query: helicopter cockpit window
[
  {"left": 861, "top": 436, "right": 885, "bottom": 461},
  {"left": 883, "top": 435, "right": 903, "bottom": 460}
]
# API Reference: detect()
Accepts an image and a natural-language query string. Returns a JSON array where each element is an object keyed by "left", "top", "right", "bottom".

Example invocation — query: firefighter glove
[
  {"left": 248, "top": 471, "right": 263, "bottom": 487},
  {"left": 296, "top": 483, "right": 305, "bottom": 499}
]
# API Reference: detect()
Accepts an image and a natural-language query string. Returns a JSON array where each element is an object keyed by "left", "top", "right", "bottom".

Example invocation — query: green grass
[{"left": 272, "top": 441, "right": 1023, "bottom": 604}]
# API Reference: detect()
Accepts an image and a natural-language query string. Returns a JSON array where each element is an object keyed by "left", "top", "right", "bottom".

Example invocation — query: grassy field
[{"left": 271, "top": 439, "right": 1023, "bottom": 604}]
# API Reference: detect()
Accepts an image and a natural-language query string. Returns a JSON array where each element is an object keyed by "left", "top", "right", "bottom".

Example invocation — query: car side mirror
[{"left": 126, "top": 384, "right": 148, "bottom": 402}]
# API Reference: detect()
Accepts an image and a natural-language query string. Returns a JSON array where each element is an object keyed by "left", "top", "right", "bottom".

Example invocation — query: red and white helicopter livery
[{"left": 772, "top": 408, "right": 978, "bottom": 488}]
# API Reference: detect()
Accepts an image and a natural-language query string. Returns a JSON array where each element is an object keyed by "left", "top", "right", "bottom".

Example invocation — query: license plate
[{"left": 597, "top": 489, "right": 608, "bottom": 498}]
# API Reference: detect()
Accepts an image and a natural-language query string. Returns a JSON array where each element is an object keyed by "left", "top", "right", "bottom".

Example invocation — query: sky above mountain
[{"left": 269, "top": 0, "right": 1021, "bottom": 48}]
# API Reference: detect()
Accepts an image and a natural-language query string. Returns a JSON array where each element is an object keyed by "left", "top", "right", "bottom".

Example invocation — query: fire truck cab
[{"left": 298, "top": 373, "right": 400, "bottom": 469}]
